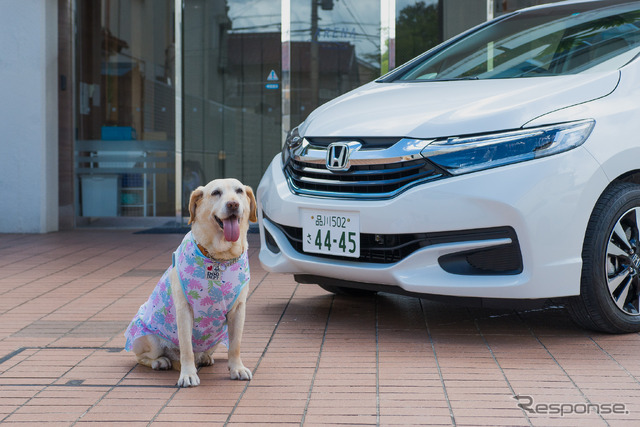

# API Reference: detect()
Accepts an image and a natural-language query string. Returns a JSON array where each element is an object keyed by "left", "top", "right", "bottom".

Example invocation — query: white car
[{"left": 257, "top": 0, "right": 640, "bottom": 333}]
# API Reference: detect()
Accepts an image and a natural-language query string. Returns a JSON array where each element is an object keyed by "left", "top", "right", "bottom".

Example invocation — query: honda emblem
[{"left": 326, "top": 141, "right": 361, "bottom": 172}]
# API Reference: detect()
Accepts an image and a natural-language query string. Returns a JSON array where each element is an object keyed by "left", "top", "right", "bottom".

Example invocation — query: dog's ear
[
  {"left": 245, "top": 186, "right": 258, "bottom": 223},
  {"left": 188, "top": 187, "right": 204, "bottom": 225}
]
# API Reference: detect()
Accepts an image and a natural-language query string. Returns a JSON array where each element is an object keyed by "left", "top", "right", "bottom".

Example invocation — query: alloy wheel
[{"left": 606, "top": 207, "right": 640, "bottom": 315}]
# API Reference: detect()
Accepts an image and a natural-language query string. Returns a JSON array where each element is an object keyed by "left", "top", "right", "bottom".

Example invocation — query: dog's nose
[{"left": 226, "top": 201, "right": 239, "bottom": 212}]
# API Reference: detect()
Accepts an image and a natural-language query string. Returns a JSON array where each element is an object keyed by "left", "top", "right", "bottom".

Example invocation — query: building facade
[{"left": 0, "top": 0, "right": 560, "bottom": 233}]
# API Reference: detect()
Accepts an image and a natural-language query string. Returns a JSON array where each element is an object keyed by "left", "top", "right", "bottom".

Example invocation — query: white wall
[{"left": 0, "top": 0, "right": 59, "bottom": 233}]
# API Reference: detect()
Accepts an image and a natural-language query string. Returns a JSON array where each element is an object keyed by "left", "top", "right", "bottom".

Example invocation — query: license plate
[{"left": 301, "top": 209, "right": 360, "bottom": 258}]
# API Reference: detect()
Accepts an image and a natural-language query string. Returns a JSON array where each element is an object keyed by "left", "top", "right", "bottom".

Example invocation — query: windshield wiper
[{"left": 416, "top": 76, "right": 481, "bottom": 82}]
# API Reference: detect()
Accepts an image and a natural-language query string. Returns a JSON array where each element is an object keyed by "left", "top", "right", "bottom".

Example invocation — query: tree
[{"left": 396, "top": 1, "right": 440, "bottom": 67}]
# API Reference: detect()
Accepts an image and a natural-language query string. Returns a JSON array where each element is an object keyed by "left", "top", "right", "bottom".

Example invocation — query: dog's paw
[
  {"left": 177, "top": 367, "right": 200, "bottom": 387},
  {"left": 177, "top": 373, "right": 200, "bottom": 387},
  {"left": 196, "top": 352, "right": 214, "bottom": 367},
  {"left": 229, "top": 364, "right": 252, "bottom": 381},
  {"left": 151, "top": 357, "right": 171, "bottom": 370}
]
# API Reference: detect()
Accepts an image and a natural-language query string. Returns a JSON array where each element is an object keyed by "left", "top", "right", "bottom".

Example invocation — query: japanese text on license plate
[{"left": 301, "top": 209, "right": 360, "bottom": 258}]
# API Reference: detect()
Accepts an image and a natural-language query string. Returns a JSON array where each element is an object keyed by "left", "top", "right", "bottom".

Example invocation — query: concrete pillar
[{"left": 0, "top": 0, "right": 59, "bottom": 233}]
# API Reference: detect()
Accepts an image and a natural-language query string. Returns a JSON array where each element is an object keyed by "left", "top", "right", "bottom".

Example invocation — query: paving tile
[{"left": 1, "top": 230, "right": 640, "bottom": 425}]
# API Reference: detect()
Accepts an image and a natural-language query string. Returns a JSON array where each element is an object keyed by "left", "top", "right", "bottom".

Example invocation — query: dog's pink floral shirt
[{"left": 124, "top": 231, "right": 249, "bottom": 352}]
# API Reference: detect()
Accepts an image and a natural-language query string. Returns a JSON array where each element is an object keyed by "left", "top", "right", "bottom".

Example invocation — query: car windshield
[{"left": 394, "top": 0, "right": 640, "bottom": 81}]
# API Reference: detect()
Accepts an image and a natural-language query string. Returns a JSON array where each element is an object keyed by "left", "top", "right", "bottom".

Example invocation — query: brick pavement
[{"left": 0, "top": 230, "right": 639, "bottom": 426}]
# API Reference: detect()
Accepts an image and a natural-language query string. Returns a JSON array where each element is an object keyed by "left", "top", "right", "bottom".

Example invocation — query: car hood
[{"left": 300, "top": 72, "right": 620, "bottom": 138}]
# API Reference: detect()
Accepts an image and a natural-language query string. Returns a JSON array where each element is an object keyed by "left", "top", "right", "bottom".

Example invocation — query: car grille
[
  {"left": 285, "top": 157, "right": 445, "bottom": 199},
  {"left": 283, "top": 137, "right": 449, "bottom": 199},
  {"left": 266, "top": 217, "right": 523, "bottom": 274}
]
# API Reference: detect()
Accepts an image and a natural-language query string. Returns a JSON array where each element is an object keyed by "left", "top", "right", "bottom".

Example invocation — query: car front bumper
[{"left": 257, "top": 147, "right": 609, "bottom": 299}]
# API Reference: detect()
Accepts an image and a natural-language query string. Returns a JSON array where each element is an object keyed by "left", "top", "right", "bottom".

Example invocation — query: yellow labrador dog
[{"left": 124, "top": 178, "right": 257, "bottom": 387}]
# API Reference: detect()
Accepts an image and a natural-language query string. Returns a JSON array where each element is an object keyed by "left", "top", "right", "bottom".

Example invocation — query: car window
[{"left": 395, "top": 1, "right": 640, "bottom": 81}]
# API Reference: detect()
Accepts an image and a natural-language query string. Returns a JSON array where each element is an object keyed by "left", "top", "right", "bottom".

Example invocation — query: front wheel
[{"left": 568, "top": 182, "right": 640, "bottom": 333}]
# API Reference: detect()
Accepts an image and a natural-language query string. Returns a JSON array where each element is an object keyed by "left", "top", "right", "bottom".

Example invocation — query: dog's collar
[{"left": 196, "top": 243, "right": 241, "bottom": 265}]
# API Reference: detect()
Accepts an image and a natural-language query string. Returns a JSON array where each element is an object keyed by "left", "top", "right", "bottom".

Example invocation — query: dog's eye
[
  {"left": 235, "top": 188, "right": 244, "bottom": 195},
  {"left": 211, "top": 189, "right": 221, "bottom": 197}
]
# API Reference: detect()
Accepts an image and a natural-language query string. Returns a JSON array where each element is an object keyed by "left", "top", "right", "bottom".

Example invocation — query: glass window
[
  {"left": 290, "top": 0, "right": 381, "bottom": 126},
  {"left": 182, "top": 0, "right": 281, "bottom": 210},
  {"left": 75, "top": 1, "right": 176, "bottom": 219},
  {"left": 494, "top": 0, "right": 559, "bottom": 17},
  {"left": 394, "top": 1, "right": 640, "bottom": 81},
  {"left": 395, "top": 0, "right": 441, "bottom": 67}
]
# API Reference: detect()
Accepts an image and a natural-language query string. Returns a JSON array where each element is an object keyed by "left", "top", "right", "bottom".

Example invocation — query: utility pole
[
  {"left": 310, "top": 0, "right": 319, "bottom": 109},
  {"left": 310, "top": 0, "right": 333, "bottom": 110}
]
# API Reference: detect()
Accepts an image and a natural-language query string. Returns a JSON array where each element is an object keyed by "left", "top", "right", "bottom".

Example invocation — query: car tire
[{"left": 568, "top": 181, "right": 640, "bottom": 333}]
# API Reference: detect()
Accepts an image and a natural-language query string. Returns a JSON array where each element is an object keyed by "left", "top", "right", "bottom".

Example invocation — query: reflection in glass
[
  {"left": 290, "top": 0, "right": 381, "bottom": 127},
  {"left": 494, "top": 0, "right": 560, "bottom": 17},
  {"left": 395, "top": 0, "right": 441, "bottom": 67},
  {"left": 75, "top": 1, "right": 176, "bottom": 218},
  {"left": 182, "top": 0, "right": 282, "bottom": 213}
]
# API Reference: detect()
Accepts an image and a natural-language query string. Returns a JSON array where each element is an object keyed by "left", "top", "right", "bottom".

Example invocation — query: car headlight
[
  {"left": 420, "top": 120, "right": 595, "bottom": 175},
  {"left": 282, "top": 126, "right": 302, "bottom": 167}
]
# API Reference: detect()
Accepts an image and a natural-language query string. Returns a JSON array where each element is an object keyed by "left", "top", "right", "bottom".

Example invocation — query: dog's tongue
[{"left": 223, "top": 217, "right": 240, "bottom": 242}]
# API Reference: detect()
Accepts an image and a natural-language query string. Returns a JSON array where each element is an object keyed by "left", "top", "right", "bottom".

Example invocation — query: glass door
[
  {"left": 182, "top": 0, "right": 282, "bottom": 215},
  {"left": 75, "top": 0, "right": 176, "bottom": 223},
  {"left": 289, "top": 0, "right": 382, "bottom": 128}
]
